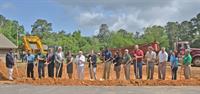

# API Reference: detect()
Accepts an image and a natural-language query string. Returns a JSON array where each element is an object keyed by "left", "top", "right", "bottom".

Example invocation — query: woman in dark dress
[
  {"left": 113, "top": 50, "right": 122, "bottom": 80},
  {"left": 66, "top": 51, "right": 73, "bottom": 79},
  {"left": 47, "top": 48, "right": 55, "bottom": 78}
]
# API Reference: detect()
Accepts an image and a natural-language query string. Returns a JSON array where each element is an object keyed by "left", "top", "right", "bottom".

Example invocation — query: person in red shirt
[{"left": 131, "top": 45, "right": 144, "bottom": 79}]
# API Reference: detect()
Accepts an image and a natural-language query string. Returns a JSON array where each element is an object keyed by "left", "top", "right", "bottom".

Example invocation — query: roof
[{"left": 0, "top": 33, "right": 17, "bottom": 49}]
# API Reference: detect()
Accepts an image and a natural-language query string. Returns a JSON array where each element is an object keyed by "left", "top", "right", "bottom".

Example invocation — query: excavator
[{"left": 22, "top": 35, "right": 47, "bottom": 54}]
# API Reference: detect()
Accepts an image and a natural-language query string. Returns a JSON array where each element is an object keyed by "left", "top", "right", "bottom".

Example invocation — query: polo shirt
[
  {"left": 183, "top": 54, "right": 192, "bottom": 65},
  {"left": 124, "top": 53, "right": 132, "bottom": 63},
  {"left": 131, "top": 49, "right": 144, "bottom": 62}
]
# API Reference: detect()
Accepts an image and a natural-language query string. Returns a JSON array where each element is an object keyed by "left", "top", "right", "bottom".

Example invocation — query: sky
[{"left": 0, "top": 0, "right": 200, "bottom": 36}]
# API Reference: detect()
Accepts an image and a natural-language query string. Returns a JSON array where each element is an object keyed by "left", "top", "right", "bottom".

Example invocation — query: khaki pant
[
  {"left": 147, "top": 62, "right": 154, "bottom": 80},
  {"left": 8, "top": 68, "right": 13, "bottom": 80},
  {"left": 184, "top": 65, "right": 191, "bottom": 79},
  {"left": 102, "top": 61, "right": 111, "bottom": 80},
  {"left": 158, "top": 62, "right": 166, "bottom": 80},
  {"left": 124, "top": 63, "right": 131, "bottom": 80},
  {"left": 77, "top": 65, "right": 84, "bottom": 80},
  {"left": 68, "top": 73, "right": 73, "bottom": 79},
  {"left": 114, "top": 65, "right": 121, "bottom": 80}
]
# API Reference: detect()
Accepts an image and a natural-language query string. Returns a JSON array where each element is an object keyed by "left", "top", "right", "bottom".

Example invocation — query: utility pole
[{"left": 17, "top": 27, "right": 19, "bottom": 48}]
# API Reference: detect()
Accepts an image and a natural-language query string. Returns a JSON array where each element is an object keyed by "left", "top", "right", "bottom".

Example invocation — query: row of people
[
  {"left": 101, "top": 45, "right": 192, "bottom": 80},
  {"left": 5, "top": 45, "right": 192, "bottom": 80}
]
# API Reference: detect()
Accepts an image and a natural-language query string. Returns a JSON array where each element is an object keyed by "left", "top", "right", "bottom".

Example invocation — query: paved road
[{"left": 0, "top": 84, "right": 200, "bottom": 94}]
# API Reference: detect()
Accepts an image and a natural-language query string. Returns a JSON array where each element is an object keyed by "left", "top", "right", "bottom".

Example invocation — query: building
[{"left": 0, "top": 34, "right": 17, "bottom": 62}]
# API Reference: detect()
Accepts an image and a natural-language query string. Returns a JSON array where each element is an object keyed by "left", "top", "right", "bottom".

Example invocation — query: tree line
[{"left": 0, "top": 13, "right": 200, "bottom": 53}]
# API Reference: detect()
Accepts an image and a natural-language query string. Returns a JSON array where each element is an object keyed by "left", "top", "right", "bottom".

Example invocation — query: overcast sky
[{"left": 0, "top": 0, "right": 200, "bottom": 36}]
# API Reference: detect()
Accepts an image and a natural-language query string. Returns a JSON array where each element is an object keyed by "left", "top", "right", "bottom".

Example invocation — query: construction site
[
  {"left": 0, "top": 58, "right": 200, "bottom": 86},
  {"left": 1, "top": 1, "right": 200, "bottom": 94},
  {"left": 0, "top": 27, "right": 200, "bottom": 86}
]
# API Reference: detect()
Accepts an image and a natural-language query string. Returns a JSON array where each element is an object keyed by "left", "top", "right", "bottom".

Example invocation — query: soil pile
[{"left": 0, "top": 59, "right": 200, "bottom": 86}]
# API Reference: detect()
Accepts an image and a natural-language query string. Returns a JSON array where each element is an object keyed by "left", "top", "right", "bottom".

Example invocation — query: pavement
[{"left": 0, "top": 84, "right": 200, "bottom": 94}]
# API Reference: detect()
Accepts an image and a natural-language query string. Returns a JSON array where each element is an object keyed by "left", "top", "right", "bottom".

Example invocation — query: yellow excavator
[{"left": 22, "top": 35, "right": 47, "bottom": 54}]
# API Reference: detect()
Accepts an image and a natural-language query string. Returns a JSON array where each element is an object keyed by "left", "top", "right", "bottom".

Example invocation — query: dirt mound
[
  {"left": 1, "top": 59, "right": 200, "bottom": 86},
  {"left": 15, "top": 78, "right": 200, "bottom": 86},
  {"left": 0, "top": 59, "right": 8, "bottom": 80}
]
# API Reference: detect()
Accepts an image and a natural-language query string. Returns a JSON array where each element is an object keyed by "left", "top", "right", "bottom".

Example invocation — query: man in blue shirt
[
  {"left": 37, "top": 50, "right": 46, "bottom": 79},
  {"left": 100, "top": 47, "right": 112, "bottom": 80},
  {"left": 26, "top": 50, "right": 35, "bottom": 79}
]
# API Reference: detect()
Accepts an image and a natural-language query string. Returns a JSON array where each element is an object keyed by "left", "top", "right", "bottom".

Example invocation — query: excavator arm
[{"left": 22, "top": 36, "right": 47, "bottom": 54}]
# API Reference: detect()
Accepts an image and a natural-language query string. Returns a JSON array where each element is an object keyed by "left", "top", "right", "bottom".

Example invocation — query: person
[
  {"left": 75, "top": 51, "right": 86, "bottom": 80},
  {"left": 168, "top": 50, "right": 173, "bottom": 62},
  {"left": 113, "top": 50, "right": 122, "bottom": 80},
  {"left": 131, "top": 45, "right": 144, "bottom": 79},
  {"left": 66, "top": 51, "right": 73, "bottom": 79},
  {"left": 170, "top": 51, "right": 178, "bottom": 80},
  {"left": 158, "top": 47, "right": 168, "bottom": 80},
  {"left": 37, "top": 50, "right": 46, "bottom": 79},
  {"left": 88, "top": 50, "right": 97, "bottom": 80},
  {"left": 123, "top": 49, "right": 132, "bottom": 80},
  {"left": 5, "top": 49, "right": 15, "bottom": 81},
  {"left": 26, "top": 50, "right": 35, "bottom": 79},
  {"left": 46, "top": 48, "right": 55, "bottom": 78},
  {"left": 55, "top": 47, "right": 64, "bottom": 78},
  {"left": 22, "top": 51, "right": 26, "bottom": 63},
  {"left": 183, "top": 49, "right": 192, "bottom": 79},
  {"left": 99, "top": 47, "right": 104, "bottom": 61},
  {"left": 145, "top": 46, "right": 156, "bottom": 80},
  {"left": 100, "top": 47, "right": 112, "bottom": 80}
]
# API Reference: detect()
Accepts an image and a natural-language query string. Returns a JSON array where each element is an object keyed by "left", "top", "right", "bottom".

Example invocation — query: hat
[
  {"left": 125, "top": 49, "right": 129, "bottom": 52},
  {"left": 58, "top": 46, "right": 62, "bottom": 49}
]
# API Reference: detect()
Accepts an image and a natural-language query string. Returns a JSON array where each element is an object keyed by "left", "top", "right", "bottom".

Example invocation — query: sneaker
[
  {"left": 90, "top": 79, "right": 94, "bottom": 81},
  {"left": 9, "top": 78, "right": 13, "bottom": 81},
  {"left": 100, "top": 78, "right": 104, "bottom": 81},
  {"left": 32, "top": 78, "right": 35, "bottom": 80}
]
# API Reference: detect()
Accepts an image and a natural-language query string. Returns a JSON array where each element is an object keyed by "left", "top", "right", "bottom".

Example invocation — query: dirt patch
[{"left": 0, "top": 59, "right": 200, "bottom": 86}]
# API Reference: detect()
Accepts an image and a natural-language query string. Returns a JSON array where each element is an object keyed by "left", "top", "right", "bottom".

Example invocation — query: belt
[
  {"left": 148, "top": 61, "right": 154, "bottom": 63},
  {"left": 28, "top": 61, "right": 34, "bottom": 63}
]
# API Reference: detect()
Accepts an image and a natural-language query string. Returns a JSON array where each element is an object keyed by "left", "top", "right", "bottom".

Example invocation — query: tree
[
  {"left": 109, "top": 31, "right": 135, "bottom": 48},
  {"left": 142, "top": 25, "right": 169, "bottom": 48},
  {"left": 96, "top": 24, "right": 111, "bottom": 46},
  {"left": 135, "top": 31, "right": 140, "bottom": 39},
  {"left": 165, "top": 22, "right": 180, "bottom": 49},
  {"left": 190, "top": 13, "right": 200, "bottom": 47},
  {"left": 31, "top": 19, "right": 52, "bottom": 37},
  {"left": 0, "top": 15, "right": 25, "bottom": 46},
  {"left": 179, "top": 21, "right": 193, "bottom": 41}
]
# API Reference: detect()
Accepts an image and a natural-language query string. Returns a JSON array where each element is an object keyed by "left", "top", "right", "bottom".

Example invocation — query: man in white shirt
[
  {"left": 55, "top": 47, "right": 64, "bottom": 78},
  {"left": 145, "top": 46, "right": 156, "bottom": 80},
  {"left": 75, "top": 51, "right": 85, "bottom": 80},
  {"left": 158, "top": 47, "right": 168, "bottom": 80}
]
